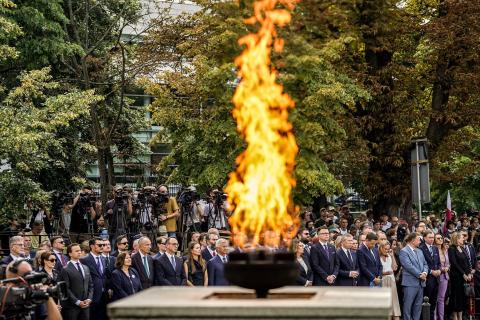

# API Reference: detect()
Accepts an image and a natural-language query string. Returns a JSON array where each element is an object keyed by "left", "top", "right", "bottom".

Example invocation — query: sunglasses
[
  {"left": 96, "top": 244, "right": 105, "bottom": 247},
  {"left": 119, "top": 242, "right": 128, "bottom": 245},
  {"left": 48, "top": 258, "right": 57, "bottom": 262},
  {"left": 57, "top": 241, "right": 64, "bottom": 244}
]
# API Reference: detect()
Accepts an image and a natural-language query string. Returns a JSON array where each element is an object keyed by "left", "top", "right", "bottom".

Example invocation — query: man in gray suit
[
  {"left": 399, "top": 232, "right": 428, "bottom": 320},
  {"left": 59, "top": 243, "right": 94, "bottom": 320}
]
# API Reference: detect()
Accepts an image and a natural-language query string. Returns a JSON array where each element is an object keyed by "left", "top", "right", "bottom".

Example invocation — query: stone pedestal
[{"left": 108, "top": 286, "right": 391, "bottom": 320}]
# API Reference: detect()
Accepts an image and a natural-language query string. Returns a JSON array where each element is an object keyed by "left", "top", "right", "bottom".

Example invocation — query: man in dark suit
[
  {"left": 419, "top": 230, "right": 441, "bottom": 320},
  {"left": 207, "top": 238, "right": 229, "bottom": 286},
  {"left": 131, "top": 236, "right": 154, "bottom": 289},
  {"left": 60, "top": 243, "right": 94, "bottom": 320},
  {"left": 112, "top": 234, "right": 129, "bottom": 257},
  {"left": 461, "top": 230, "right": 476, "bottom": 268},
  {"left": 336, "top": 234, "right": 359, "bottom": 286},
  {"left": 80, "top": 237, "right": 107, "bottom": 320},
  {"left": 309, "top": 226, "right": 339, "bottom": 286},
  {"left": 154, "top": 237, "right": 186, "bottom": 285},
  {"left": 1, "top": 236, "right": 24, "bottom": 265},
  {"left": 202, "top": 233, "right": 218, "bottom": 262},
  {"left": 51, "top": 235, "right": 69, "bottom": 272},
  {"left": 357, "top": 232, "right": 382, "bottom": 286}
]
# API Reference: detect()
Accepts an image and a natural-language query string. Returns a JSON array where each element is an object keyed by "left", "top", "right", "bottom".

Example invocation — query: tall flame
[{"left": 226, "top": 0, "right": 299, "bottom": 248}]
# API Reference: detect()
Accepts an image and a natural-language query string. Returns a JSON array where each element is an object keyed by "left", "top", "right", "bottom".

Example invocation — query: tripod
[
  {"left": 179, "top": 202, "right": 199, "bottom": 252},
  {"left": 134, "top": 198, "right": 156, "bottom": 240}
]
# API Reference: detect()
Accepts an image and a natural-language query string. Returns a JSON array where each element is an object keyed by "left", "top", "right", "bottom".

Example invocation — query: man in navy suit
[
  {"left": 461, "top": 230, "right": 476, "bottom": 268},
  {"left": 80, "top": 237, "right": 107, "bottom": 320},
  {"left": 336, "top": 234, "right": 359, "bottom": 286},
  {"left": 309, "top": 226, "right": 339, "bottom": 286},
  {"left": 399, "top": 232, "right": 428, "bottom": 320},
  {"left": 154, "top": 237, "right": 186, "bottom": 285},
  {"left": 357, "top": 232, "right": 382, "bottom": 286},
  {"left": 131, "top": 237, "right": 154, "bottom": 289},
  {"left": 207, "top": 238, "right": 229, "bottom": 286},
  {"left": 202, "top": 233, "right": 218, "bottom": 262},
  {"left": 51, "top": 235, "right": 69, "bottom": 272},
  {"left": 419, "top": 230, "right": 441, "bottom": 320}
]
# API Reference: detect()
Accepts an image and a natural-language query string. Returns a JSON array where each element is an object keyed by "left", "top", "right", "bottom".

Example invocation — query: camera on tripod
[
  {"left": 79, "top": 192, "right": 96, "bottom": 208},
  {"left": 178, "top": 187, "right": 200, "bottom": 206},
  {"left": 0, "top": 272, "right": 67, "bottom": 318}
]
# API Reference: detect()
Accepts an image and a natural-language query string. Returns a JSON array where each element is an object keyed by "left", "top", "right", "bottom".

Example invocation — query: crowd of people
[
  {"left": 1, "top": 198, "right": 480, "bottom": 320},
  {"left": 297, "top": 207, "right": 480, "bottom": 320}
]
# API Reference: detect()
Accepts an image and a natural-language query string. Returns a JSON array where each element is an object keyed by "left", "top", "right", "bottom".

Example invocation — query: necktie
[
  {"left": 370, "top": 249, "right": 376, "bottom": 261},
  {"left": 76, "top": 262, "right": 84, "bottom": 279},
  {"left": 143, "top": 256, "right": 150, "bottom": 277},
  {"left": 428, "top": 245, "right": 433, "bottom": 256},
  {"left": 213, "top": 251, "right": 216, "bottom": 257},
  {"left": 96, "top": 256, "right": 103, "bottom": 275},
  {"left": 323, "top": 244, "right": 329, "bottom": 259},
  {"left": 170, "top": 255, "right": 176, "bottom": 269},
  {"left": 222, "top": 256, "right": 227, "bottom": 263},
  {"left": 347, "top": 250, "right": 353, "bottom": 264},
  {"left": 59, "top": 253, "right": 66, "bottom": 266}
]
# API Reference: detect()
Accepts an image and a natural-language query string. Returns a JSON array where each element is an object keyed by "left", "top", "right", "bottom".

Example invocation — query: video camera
[
  {"left": 79, "top": 191, "right": 96, "bottom": 208},
  {"left": 0, "top": 272, "right": 67, "bottom": 319},
  {"left": 177, "top": 187, "right": 200, "bottom": 206}
]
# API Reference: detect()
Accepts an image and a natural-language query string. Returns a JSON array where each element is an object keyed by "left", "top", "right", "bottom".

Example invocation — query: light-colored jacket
[{"left": 399, "top": 246, "right": 428, "bottom": 287}]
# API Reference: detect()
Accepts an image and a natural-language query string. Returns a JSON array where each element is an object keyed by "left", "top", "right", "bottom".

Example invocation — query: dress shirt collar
[
  {"left": 319, "top": 241, "right": 329, "bottom": 247},
  {"left": 10, "top": 254, "right": 21, "bottom": 261},
  {"left": 407, "top": 244, "right": 416, "bottom": 253},
  {"left": 165, "top": 252, "right": 176, "bottom": 261},
  {"left": 90, "top": 252, "right": 102, "bottom": 259},
  {"left": 207, "top": 247, "right": 216, "bottom": 256}
]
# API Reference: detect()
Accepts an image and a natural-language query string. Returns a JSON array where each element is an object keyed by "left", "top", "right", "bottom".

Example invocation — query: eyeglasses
[
  {"left": 119, "top": 242, "right": 128, "bottom": 245},
  {"left": 48, "top": 258, "right": 57, "bottom": 262},
  {"left": 318, "top": 232, "right": 329, "bottom": 235},
  {"left": 96, "top": 244, "right": 105, "bottom": 247},
  {"left": 13, "top": 243, "right": 24, "bottom": 247},
  {"left": 168, "top": 243, "right": 179, "bottom": 246},
  {"left": 435, "top": 237, "right": 443, "bottom": 240},
  {"left": 57, "top": 241, "right": 64, "bottom": 244}
]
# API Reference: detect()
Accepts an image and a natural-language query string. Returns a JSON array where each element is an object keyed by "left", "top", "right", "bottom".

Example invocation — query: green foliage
[
  {"left": 0, "top": 0, "right": 22, "bottom": 65},
  {"left": 0, "top": 68, "right": 102, "bottom": 217},
  {"left": 142, "top": 0, "right": 369, "bottom": 204}
]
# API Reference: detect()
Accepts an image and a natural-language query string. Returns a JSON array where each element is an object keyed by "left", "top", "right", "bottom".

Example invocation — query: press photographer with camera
[
  {"left": 1, "top": 259, "right": 62, "bottom": 320},
  {"left": 153, "top": 186, "right": 179, "bottom": 238},
  {"left": 204, "top": 189, "right": 230, "bottom": 230},
  {"left": 69, "top": 186, "right": 97, "bottom": 241},
  {"left": 106, "top": 186, "right": 133, "bottom": 240}
]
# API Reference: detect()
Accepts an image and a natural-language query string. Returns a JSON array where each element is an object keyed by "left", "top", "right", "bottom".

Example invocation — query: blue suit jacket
[
  {"left": 111, "top": 268, "right": 142, "bottom": 301},
  {"left": 419, "top": 243, "right": 440, "bottom": 285},
  {"left": 153, "top": 254, "right": 186, "bottom": 286},
  {"left": 207, "top": 255, "right": 229, "bottom": 286},
  {"left": 399, "top": 246, "right": 428, "bottom": 287},
  {"left": 357, "top": 245, "right": 382, "bottom": 286},
  {"left": 309, "top": 243, "right": 339, "bottom": 286},
  {"left": 80, "top": 253, "right": 107, "bottom": 304},
  {"left": 336, "top": 249, "right": 358, "bottom": 286}
]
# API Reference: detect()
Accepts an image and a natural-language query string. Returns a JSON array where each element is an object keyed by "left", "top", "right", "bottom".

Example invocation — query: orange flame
[{"left": 226, "top": 0, "right": 299, "bottom": 248}]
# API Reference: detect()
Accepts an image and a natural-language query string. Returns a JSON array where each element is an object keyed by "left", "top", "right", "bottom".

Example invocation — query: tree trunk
[{"left": 106, "top": 147, "right": 115, "bottom": 187}]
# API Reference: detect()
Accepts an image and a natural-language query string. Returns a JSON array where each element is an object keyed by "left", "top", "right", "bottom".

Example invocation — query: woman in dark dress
[
  {"left": 448, "top": 231, "right": 473, "bottom": 320},
  {"left": 184, "top": 241, "right": 208, "bottom": 286},
  {"left": 35, "top": 251, "right": 60, "bottom": 320},
  {"left": 293, "top": 239, "right": 312, "bottom": 286},
  {"left": 111, "top": 252, "right": 142, "bottom": 301}
]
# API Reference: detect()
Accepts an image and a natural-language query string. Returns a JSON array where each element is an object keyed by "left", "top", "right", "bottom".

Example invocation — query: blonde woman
[{"left": 379, "top": 240, "right": 401, "bottom": 320}]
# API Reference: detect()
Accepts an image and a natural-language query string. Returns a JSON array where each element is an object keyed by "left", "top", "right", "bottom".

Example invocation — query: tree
[
  {"left": 61, "top": 0, "right": 150, "bottom": 211},
  {"left": 0, "top": 68, "right": 101, "bottom": 218},
  {"left": 141, "top": 0, "right": 369, "bottom": 204}
]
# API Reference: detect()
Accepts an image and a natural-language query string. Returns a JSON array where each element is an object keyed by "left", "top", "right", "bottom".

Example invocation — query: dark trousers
[
  {"left": 90, "top": 295, "right": 108, "bottom": 320},
  {"left": 424, "top": 277, "right": 439, "bottom": 320},
  {"left": 61, "top": 306, "right": 90, "bottom": 320}
]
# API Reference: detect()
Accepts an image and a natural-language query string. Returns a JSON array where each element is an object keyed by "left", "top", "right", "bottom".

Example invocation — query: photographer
[
  {"left": 153, "top": 186, "right": 179, "bottom": 238},
  {"left": 2, "top": 259, "right": 62, "bottom": 320},
  {"left": 69, "top": 186, "right": 97, "bottom": 241},
  {"left": 106, "top": 186, "right": 133, "bottom": 239},
  {"left": 204, "top": 189, "right": 230, "bottom": 230}
]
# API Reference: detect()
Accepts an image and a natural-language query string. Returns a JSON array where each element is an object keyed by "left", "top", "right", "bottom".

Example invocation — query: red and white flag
[{"left": 443, "top": 190, "right": 453, "bottom": 234}]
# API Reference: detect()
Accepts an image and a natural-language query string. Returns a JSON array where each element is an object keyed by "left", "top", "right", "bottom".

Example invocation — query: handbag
[{"left": 464, "top": 282, "right": 475, "bottom": 297}]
